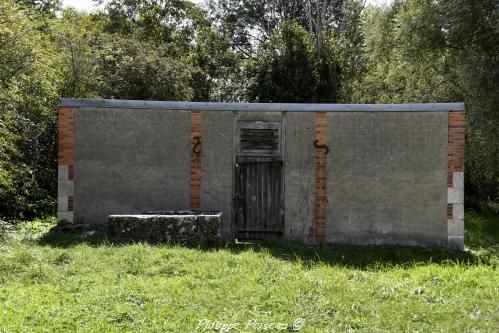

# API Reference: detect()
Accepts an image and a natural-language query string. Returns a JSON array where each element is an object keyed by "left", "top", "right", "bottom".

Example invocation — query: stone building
[{"left": 57, "top": 99, "right": 465, "bottom": 249}]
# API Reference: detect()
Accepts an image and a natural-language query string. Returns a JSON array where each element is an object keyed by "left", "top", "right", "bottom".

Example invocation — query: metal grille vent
[{"left": 237, "top": 121, "right": 281, "bottom": 156}]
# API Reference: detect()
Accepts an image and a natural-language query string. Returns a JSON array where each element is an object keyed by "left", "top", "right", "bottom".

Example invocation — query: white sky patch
[
  {"left": 62, "top": 0, "right": 392, "bottom": 13},
  {"left": 61, "top": 0, "right": 102, "bottom": 12},
  {"left": 365, "top": 0, "right": 392, "bottom": 6}
]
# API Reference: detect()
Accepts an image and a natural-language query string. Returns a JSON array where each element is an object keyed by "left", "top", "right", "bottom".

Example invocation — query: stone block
[
  {"left": 57, "top": 196, "right": 68, "bottom": 212},
  {"left": 453, "top": 172, "right": 464, "bottom": 188},
  {"left": 448, "top": 218, "right": 464, "bottom": 236},
  {"left": 108, "top": 212, "right": 222, "bottom": 247},
  {"left": 448, "top": 235, "right": 464, "bottom": 250},
  {"left": 448, "top": 187, "right": 464, "bottom": 204},
  {"left": 453, "top": 203, "right": 464, "bottom": 220},
  {"left": 58, "top": 165, "right": 69, "bottom": 181},
  {"left": 57, "top": 211, "right": 74, "bottom": 223}
]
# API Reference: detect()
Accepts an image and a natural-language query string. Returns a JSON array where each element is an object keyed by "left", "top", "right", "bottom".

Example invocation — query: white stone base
[
  {"left": 58, "top": 165, "right": 74, "bottom": 223},
  {"left": 448, "top": 235, "right": 464, "bottom": 250},
  {"left": 57, "top": 211, "right": 74, "bottom": 223},
  {"left": 447, "top": 171, "right": 464, "bottom": 250},
  {"left": 448, "top": 218, "right": 464, "bottom": 237}
]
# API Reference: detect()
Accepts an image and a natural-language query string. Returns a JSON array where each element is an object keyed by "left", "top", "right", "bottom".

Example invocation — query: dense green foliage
[
  {"left": 0, "top": 2, "right": 61, "bottom": 220},
  {"left": 0, "top": 0, "right": 497, "bottom": 220},
  {"left": 465, "top": 210, "right": 499, "bottom": 248},
  {"left": 0, "top": 213, "right": 497, "bottom": 332}
]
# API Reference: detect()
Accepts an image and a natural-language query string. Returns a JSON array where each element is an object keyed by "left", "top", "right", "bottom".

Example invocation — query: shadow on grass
[
  {"left": 228, "top": 239, "right": 495, "bottom": 268},
  {"left": 37, "top": 229, "right": 109, "bottom": 248},
  {"left": 37, "top": 228, "right": 493, "bottom": 269}
]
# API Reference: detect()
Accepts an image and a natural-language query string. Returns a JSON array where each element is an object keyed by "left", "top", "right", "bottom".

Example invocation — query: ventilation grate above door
[
  {"left": 240, "top": 128, "right": 278, "bottom": 151},
  {"left": 237, "top": 121, "right": 281, "bottom": 156}
]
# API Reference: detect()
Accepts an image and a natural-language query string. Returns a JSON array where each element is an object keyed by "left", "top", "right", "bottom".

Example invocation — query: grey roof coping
[{"left": 59, "top": 98, "right": 464, "bottom": 112}]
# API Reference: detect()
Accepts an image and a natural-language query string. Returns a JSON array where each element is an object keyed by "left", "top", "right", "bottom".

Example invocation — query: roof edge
[{"left": 59, "top": 98, "right": 465, "bottom": 112}]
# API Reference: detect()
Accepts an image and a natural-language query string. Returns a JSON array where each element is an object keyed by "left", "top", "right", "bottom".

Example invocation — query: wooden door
[{"left": 235, "top": 159, "right": 283, "bottom": 240}]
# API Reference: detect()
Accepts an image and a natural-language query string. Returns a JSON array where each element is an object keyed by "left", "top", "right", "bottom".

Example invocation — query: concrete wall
[
  {"left": 237, "top": 111, "right": 282, "bottom": 122},
  {"left": 326, "top": 112, "right": 448, "bottom": 247},
  {"left": 74, "top": 108, "right": 191, "bottom": 224},
  {"left": 66, "top": 101, "right": 456, "bottom": 248},
  {"left": 283, "top": 112, "right": 315, "bottom": 243},
  {"left": 200, "top": 111, "right": 233, "bottom": 238}
]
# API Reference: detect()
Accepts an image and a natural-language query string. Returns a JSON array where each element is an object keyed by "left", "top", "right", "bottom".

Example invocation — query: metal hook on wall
[
  {"left": 192, "top": 136, "right": 201, "bottom": 155},
  {"left": 314, "top": 139, "right": 329, "bottom": 155}
]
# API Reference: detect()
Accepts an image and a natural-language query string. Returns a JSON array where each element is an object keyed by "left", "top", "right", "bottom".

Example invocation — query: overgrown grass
[
  {"left": 465, "top": 211, "right": 499, "bottom": 247},
  {"left": 0, "top": 214, "right": 498, "bottom": 332}
]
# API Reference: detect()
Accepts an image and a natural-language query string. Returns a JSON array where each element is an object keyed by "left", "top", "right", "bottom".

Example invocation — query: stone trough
[{"left": 108, "top": 211, "right": 222, "bottom": 246}]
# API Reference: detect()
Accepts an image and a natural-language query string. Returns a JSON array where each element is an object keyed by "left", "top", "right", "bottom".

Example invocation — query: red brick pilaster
[
  {"left": 58, "top": 107, "right": 75, "bottom": 166},
  {"left": 447, "top": 204, "right": 453, "bottom": 219},
  {"left": 58, "top": 107, "right": 75, "bottom": 221},
  {"left": 190, "top": 111, "right": 203, "bottom": 212},
  {"left": 315, "top": 112, "right": 327, "bottom": 246},
  {"left": 68, "top": 165, "right": 74, "bottom": 181},
  {"left": 447, "top": 110, "right": 465, "bottom": 218}
]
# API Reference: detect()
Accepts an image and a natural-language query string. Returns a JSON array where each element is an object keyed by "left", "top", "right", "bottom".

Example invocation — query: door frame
[{"left": 231, "top": 113, "right": 286, "bottom": 241}]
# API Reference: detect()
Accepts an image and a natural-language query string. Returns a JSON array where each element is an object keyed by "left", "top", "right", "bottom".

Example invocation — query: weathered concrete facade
[
  {"left": 283, "top": 112, "right": 316, "bottom": 244},
  {"left": 326, "top": 112, "right": 448, "bottom": 247},
  {"left": 199, "top": 111, "right": 233, "bottom": 238},
  {"left": 74, "top": 108, "right": 191, "bottom": 225},
  {"left": 58, "top": 99, "right": 465, "bottom": 249}
]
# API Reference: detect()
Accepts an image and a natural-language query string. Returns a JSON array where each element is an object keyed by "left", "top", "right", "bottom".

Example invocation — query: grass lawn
[{"left": 0, "top": 213, "right": 498, "bottom": 332}]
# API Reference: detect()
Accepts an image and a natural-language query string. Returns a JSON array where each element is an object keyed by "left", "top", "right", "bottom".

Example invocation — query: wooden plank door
[{"left": 235, "top": 160, "right": 283, "bottom": 240}]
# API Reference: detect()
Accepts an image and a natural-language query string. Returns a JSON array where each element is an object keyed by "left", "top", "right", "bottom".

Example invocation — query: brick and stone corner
[{"left": 447, "top": 110, "right": 465, "bottom": 250}]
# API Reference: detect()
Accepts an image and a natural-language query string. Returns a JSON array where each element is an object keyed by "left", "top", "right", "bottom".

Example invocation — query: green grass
[
  {"left": 0, "top": 214, "right": 498, "bottom": 332},
  {"left": 465, "top": 211, "right": 499, "bottom": 249}
]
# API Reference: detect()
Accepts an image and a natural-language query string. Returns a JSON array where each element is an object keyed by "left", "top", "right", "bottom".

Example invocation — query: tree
[
  {"left": 190, "top": 25, "right": 244, "bottom": 101},
  {"left": 247, "top": 21, "right": 320, "bottom": 102},
  {"left": 0, "top": 1, "right": 63, "bottom": 219},
  {"left": 98, "top": 0, "right": 205, "bottom": 56},
  {"left": 14, "top": 0, "right": 61, "bottom": 17},
  {"left": 208, "top": 0, "right": 366, "bottom": 102},
  {"left": 91, "top": 35, "right": 196, "bottom": 100}
]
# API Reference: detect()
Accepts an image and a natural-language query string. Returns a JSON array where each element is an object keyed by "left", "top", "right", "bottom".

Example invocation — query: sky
[{"left": 62, "top": 0, "right": 392, "bottom": 13}]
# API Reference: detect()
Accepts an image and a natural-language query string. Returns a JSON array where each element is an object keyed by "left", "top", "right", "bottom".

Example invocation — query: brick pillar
[
  {"left": 190, "top": 111, "right": 203, "bottom": 212},
  {"left": 447, "top": 110, "right": 465, "bottom": 249},
  {"left": 314, "top": 112, "right": 327, "bottom": 246},
  {"left": 58, "top": 107, "right": 75, "bottom": 223}
]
